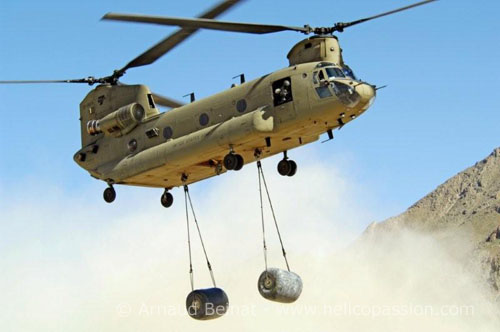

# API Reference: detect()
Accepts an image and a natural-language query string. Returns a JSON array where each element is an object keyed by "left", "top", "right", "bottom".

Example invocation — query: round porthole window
[
  {"left": 199, "top": 113, "right": 209, "bottom": 126},
  {"left": 128, "top": 139, "right": 138, "bottom": 152},
  {"left": 163, "top": 126, "right": 173, "bottom": 140},
  {"left": 236, "top": 99, "right": 247, "bottom": 113}
]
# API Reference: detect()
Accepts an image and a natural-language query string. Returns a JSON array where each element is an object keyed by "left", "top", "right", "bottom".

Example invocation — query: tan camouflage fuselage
[{"left": 74, "top": 36, "right": 375, "bottom": 188}]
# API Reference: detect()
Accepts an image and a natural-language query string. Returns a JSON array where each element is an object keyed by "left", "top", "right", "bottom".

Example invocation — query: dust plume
[{"left": 0, "top": 153, "right": 498, "bottom": 331}]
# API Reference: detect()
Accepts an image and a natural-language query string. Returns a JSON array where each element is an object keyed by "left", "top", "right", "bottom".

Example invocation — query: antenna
[
  {"left": 232, "top": 74, "right": 246, "bottom": 84},
  {"left": 183, "top": 92, "right": 196, "bottom": 103}
]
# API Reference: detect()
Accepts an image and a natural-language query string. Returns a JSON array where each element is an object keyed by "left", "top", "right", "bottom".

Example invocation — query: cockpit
[
  {"left": 313, "top": 62, "right": 358, "bottom": 80},
  {"left": 312, "top": 62, "right": 361, "bottom": 106}
]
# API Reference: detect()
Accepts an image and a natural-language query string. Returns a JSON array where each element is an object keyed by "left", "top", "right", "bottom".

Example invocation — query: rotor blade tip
[{"left": 101, "top": 13, "right": 114, "bottom": 20}]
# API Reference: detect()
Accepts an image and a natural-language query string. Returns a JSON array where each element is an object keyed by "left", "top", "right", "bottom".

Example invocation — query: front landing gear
[
  {"left": 277, "top": 151, "right": 297, "bottom": 177},
  {"left": 103, "top": 185, "right": 116, "bottom": 203},
  {"left": 161, "top": 189, "right": 174, "bottom": 208}
]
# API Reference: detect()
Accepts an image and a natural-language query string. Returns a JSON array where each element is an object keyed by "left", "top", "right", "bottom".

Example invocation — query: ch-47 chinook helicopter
[{"left": 1, "top": 0, "right": 437, "bottom": 208}]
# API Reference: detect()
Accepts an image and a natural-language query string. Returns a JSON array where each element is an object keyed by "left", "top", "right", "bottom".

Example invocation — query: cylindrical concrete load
[
  {"left": 186, "top": 287, "right": 229, "bottom": 320},
  {"left": 258, "top": 268, "right": 303, "bottom": 303}
]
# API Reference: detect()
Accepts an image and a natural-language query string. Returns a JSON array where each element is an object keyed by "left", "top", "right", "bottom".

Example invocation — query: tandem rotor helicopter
[
  {"left": 2, "top": 0, "right": 438, "bottom": 320},
  {"left": 1, "top": 0, "right": 436, "bottom": 209}
]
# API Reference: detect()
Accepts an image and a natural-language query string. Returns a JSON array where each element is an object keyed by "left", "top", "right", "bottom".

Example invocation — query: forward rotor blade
[
  {"left": 102, "top": 0, "right": 437, "bottom": 39},
  {"left": 151, "top": 92, "right": 184, "bottom": 108},
  {"left": 109, "top": 0, "right": 244, "bottom": 76},
  {"left": 102, "top": 14, "right": 310, "bottom": 35},
  {"left": 332, "top": 0, "right": 438, "bottom": 32}
]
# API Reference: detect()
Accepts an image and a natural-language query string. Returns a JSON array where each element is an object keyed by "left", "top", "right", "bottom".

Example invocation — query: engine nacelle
[{"left": 87, "top": 103, "right": 145, "bottom": 137}]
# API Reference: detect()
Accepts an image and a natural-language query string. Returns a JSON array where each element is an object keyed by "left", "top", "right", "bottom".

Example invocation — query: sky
[{"left": 0, "top": 0, "right": 499, "bottom": 330}]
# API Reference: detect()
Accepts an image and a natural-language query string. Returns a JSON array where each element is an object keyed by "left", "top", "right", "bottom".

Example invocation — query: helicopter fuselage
[{"left": 74, "top": 59, "right": 375, "bottom": 189}]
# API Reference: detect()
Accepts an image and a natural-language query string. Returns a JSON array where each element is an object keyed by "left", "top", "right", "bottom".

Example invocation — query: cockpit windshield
[
  {"left": 325, "top": 67, "right": 345, "bottom": 79},
  {"left": 342, "top": 66, "right": 357, "bottom": 80}
]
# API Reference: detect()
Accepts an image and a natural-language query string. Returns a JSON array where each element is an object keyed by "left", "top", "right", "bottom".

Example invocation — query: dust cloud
[{"left": 1, "top": 154, "right": 498, "bottom": 331}]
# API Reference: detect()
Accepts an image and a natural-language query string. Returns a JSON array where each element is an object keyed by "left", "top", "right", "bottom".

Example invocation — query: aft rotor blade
[
  {"left": 0, "top": 79, "right": 92, "bottom": 84},
  {"left": 151, "top": 92, "right": 184, "bottom": 108},
  {"left": 109, "top": 0, "right": 244, "bottom": 76},
  {"left": 332, "top": 0, "right": 438, "bottom": 32},
  {"left": 102, "top": 14, "right": 310, "bottom": 35}
]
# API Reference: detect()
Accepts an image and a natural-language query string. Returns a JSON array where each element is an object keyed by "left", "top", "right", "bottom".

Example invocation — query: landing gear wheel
[
  {"left": 223, "top": 153, "right": 238, "bottom": 170},
  {"left": 103, "top": 186, "right": 116, "bottom": 203},
  {"left": 287, "top": 160, "right": 297, "bottom": 177},
  {"left": 277, "top": 159, "right": 292, "bottom": 176},
  {"left": 277, "top": 159, "right": 297, "bottom": 176},
  {"left": 234, "top": 154, "right": 244, "bottom": 171},
  {"left": 161, "top": 191, "right": 174, "bottom": 208}
]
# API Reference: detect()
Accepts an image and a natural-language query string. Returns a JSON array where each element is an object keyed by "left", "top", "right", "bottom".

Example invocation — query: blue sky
[
  {"left": 1, "top": 1, "right": 500, "bottom": 330},
  {"left": 0, "top": 0, "right": 499, "bottom": 219}
]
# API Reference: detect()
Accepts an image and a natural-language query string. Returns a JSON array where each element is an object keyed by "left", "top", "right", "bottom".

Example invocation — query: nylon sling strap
[
  {"left": 257, "top": 161, "right": 291, "bottom": 272},
  {"left": 184, "top": 185, "right": 217, "bottom": 290}
]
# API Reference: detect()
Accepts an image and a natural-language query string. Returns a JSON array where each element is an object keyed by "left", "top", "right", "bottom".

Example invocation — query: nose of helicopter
[{"left": 356, "top": 83, "right": 376, "bottom": 111}]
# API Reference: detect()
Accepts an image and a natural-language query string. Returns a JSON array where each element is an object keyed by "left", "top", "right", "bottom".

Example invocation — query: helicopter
[{"left": 0, "top": 0, "right": 437, "bottom": 208}]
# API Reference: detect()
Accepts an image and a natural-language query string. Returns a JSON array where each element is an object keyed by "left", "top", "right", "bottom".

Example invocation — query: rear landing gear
[
  {"left": 277, "top": 151, "right": 297, "bottom": 177},
  {"left": 223, "top": 152, "right": 244, "bottom": 171},
  {"left": 103, "top": 185, "right": 116, "bottom": 203},
  {"left": 161, "top": 189, "right": 174, "bottom": 208}
]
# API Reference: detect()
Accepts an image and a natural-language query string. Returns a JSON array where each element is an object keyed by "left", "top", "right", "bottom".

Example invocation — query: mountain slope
[{"left": 363, "top": 147, "right": 500, "bottom": 293}]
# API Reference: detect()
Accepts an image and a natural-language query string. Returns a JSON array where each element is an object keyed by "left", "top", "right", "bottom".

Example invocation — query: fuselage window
[
  {"left": 236, "top": 99, "right": 247, "bottom": 113},
  {"left": 199, "top": 113, "right": 209, "bottom": 126},
  {"left": 163, "top": 126, "right": 173, "bottom": 140},
  {"left": 128, "top": 139, "right": 138, "bottom": 152}
]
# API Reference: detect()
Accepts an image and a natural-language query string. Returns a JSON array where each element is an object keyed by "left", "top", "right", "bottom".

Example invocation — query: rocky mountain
[{"left": 363, "top": 147, "right": 500, "bottom": 295}]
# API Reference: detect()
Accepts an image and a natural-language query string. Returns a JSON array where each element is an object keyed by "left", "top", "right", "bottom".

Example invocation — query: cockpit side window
[
  {"left": 312, "top": 71, "right": 319, "bottom": 84},
  {"left": 313, "top": 70, "right": 332, "bottom": 99},
  {"left": 315, "top": 86, "right": 333, "bottom": 98},
  {"left": 318, "top": 70, "right": 326, "bottom": 81}
]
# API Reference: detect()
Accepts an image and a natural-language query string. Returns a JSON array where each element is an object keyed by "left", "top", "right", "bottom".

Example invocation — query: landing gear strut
[
  {"left": 161, "top": 189, "right": 174, "bottom": 208},
  {"left": 277, "top": 151, "right": 297, "bottom": 177},
  {"left": 103, "top": 185, "right": 116, "bottom": 203},
  {"left": 223, "top": 152, "right": 244, "bottom": 171}
]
